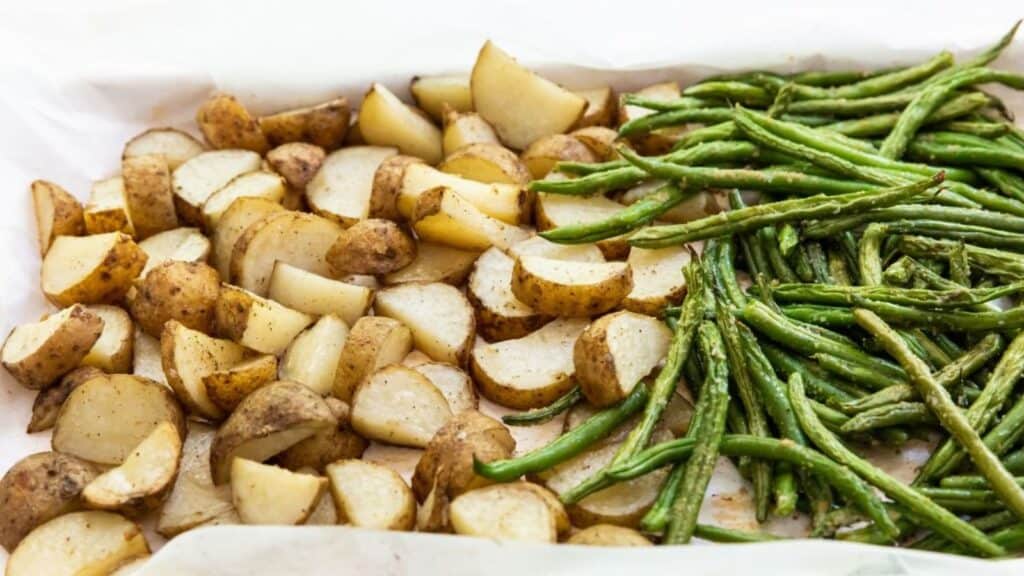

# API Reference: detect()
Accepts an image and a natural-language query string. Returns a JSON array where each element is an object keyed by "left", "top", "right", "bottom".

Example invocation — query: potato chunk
[
  {"left": 350, "top": 365, "right": 452, "bottom": 448},
  {"left": 171, "top": 149, "right": 261, "bottom": 224},
  {"left": 520, "top": 134, "right": 597, "bottom": 179},
  {"left": 467, "top": 247, "right": 551, "bottom": 342},
  {"left": 258, "top": 97, "right": 351, "bottom": 150},
  {"left": 574, "top": 311, "right": 673, "bottom": 406},
  {"left": 439, "top": 143, "right": 531, "bottom": 185},
  {"left": 306, "top": 146, "right": 398, "bottom": 226},
  {"left": 2, "top": 305, "right": 103, "bottom": 390},
  {"left": 512, "top": 255, "right": 632, "bottom": 317},
  {"left": 384, "top": 242, "right": 479, "bottom": 286},
  {"left": 201, "top": 170, "right": 286, "bottom": 227},
  {"left": 231, "top": 459, "right": 327, "bottom": 525},
  {"left": 195, "top": 93, "right": 269, "bottom": 153},
  {"left": 567, "top": 524, "right": 652, "bottom": 546},
  {"left": 128, "top": 260, "right": 220, "bottom": 337},
  {"left": 161, "top": 319, "right": 248, "bottom": 420},
  {"left": 622, "top": 246, "right": 692, "bottom": 316},
  {"left": 442, "top": 108, "right": 499, "bottom": 157},
  {"left": 31, "top": 179, "right": 84, "bottom": 255},
  {"left": 280, "top": 315, "right": 350, "bottom": 396},
  {"left": 411, "top": 75, "right": 472, "bottom": 121},
  {"left": 5, "top": 511, "right": 149, "bottom": 576},
  {"left": 267, "top": 262, "right": 372, "bottom": 325},
  {"left": 326, "top": 459, "right": 415, "bottom": 531},
  {"left": 360, "top": 83, "right": 442, "bottom": 164},
  {"left": 412, "top": 187, "right": 530, "bottom": 251},
  {"left": 123, "top": 154, "right": 178, "bottom": 238},
  {"left": 0, "top": 452, "right": 97, "bottom": 551},
  {"left": 80, "top": 304, "right": 134, "bottom": 373},
  {"left": 41, "top": 232, "right": 147, "bottom": 307},
  {"left": 449, "top": 483, "right": 560, "bottom": 543},
  {"left": 203, "top": 354, "right": 279, "bottom": 412},
  {"left": 82, "top": 421, "right": 182, "bottom": 514},
  {"left": 326, "top": 218, "right": 417, "bottom": 276},
  {"left": 123, "top": 127, "right": 205, "bottom": 169},
  {"left": 333, "top": 316, "right": 412, "bottom": 402},
  {"left": 84, "top": 176, "right": 133, "bottom": 236},
  {"left": 374, "top": 282, "right": 475, "bottom": 366},
  {"left": 216, "top": 284, "right": 314, "bottom": 355}
]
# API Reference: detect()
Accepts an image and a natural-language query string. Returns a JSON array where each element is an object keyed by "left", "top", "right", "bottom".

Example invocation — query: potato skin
[
  {"left": 573, "top": 314, "right": 621, "bottom": 407},
  {"left": 411, "top": 410, "right": 514, "bottom": 503},
  {"left": 2, "top": 305, "right": 104, "bottom": 390},
  {"left": 266, "top": 143, "right": 326, "bottom": 190},
  {"left": 370, "top": 155, "right": 424, "bottom": 221},
  {"left": 326, "top": 219, "right": 417, "bottom": 276},
  {"left": 259, "top": 97, "right": 351, "bottom": 150},
  {"left": 43, "top": 233, "right": 148, "bottom": 307},
  {"left": 27, "top": 366, "right": 105, "bottom": 433},
  {"left": 203, "top": 355, "right": 279, "bottom": 412},
  {"left": 127, "top": 261, "right": 220, "bottom": 337},
  {"left": 122, "top": 154, "right": 178, "bottom": 239},
  {"left": 195, "top": 93, "right": 269, "bottom": 153},
  {"left": 0, "top": 452, "right": 98, "bottom": 551},
  {"left": 511, "top": 259, "right": 633, "bottom": 318},
  {"left": 276, "top": 398, "right": 368, "bottom": 472},
  {"left": 31, "top": 180, "right": 84, "bottom": 255}
]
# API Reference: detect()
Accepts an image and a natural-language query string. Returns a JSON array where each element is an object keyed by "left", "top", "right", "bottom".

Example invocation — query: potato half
[
  {"left": 449, "top": 483, "right": 560, "bottom": 543},
  {"left": 31, "top": 179, "right": 84, "bottom": 255},
  {"left": 535, "top": 192, "right": 631, "bottom": 259},
  {"left": 2, "top": 304, "right": 103, "bottom": 390},
  {"left": 574, "top": 311, "right": 673, "bottom": 406},
  {"left": 398, "top": 163, "right": 528, "bottom": 225},
  {"left": 41, "top": 232, "right": 147, "bottom": 307},
  {"left": 0, "top": 452, "right": 97, "bottom": 551},
  {"left": 161, "top": 319, "right": 248, "bottom": 420},
  {"left": 210, "top": 196, "right": 284, "bottom": 278},
  {"left": 84, "top": 176, "right": 133, "bottom": 236},
  {"left": 412, "top": 410, "right": 514, "bottom": 502},
  {"left": 438, "top": 142, "right": 532, "bottom": 185},
  {"left": 216, "top": 283, "right": 314, "bottom": 355},
  {"left": 350, "top": 365, "right": 453, "bottom": 448},
  {"left": 412, "top": 362, "right": 478, "bottom": 414},
  {"left": 80, "top": 304, "right": 134, "bottom": 373},
  {"left": 5, "top": 511, "right": 149, "bottom": 576},
  {"left": 622, "top": 246, "right": 691, "bottom": 316},
  {"left": 27, "top": 366, "right": 104, "bottom": 433},
  {"left": 268, "top": 262, "right": 372, "bottom": 325},
  {"left": 306, "top": 145, "right": 398, "bottom": 226},
  {"left": 123, "top": 127, "right": 205, "bottom": 170},
  {"left": 471, "top": 41, "right": 586, "bottom": 150},
  {"left": 203, "top": 354, "right": 279, "bottom": 412},
  {"left": 471, "top": 317, "right": 588, "bottom": 409},
  {"left": 138, "top": 226, "right": 211, "bottom": 276},
  {"left": 128, "top": 260, "right": 220, "bottom": 337},
  {"left": 442, "top": 108, "right": 499, "bottom": 157},
  {"left": 326, "top": 459, "right": 415, "bottom": 531},
  {"left": 82, "top": 420, "right": 182, "bottom": 515},
  {"left": 467, "top": 247, "right": 551, "bottom": 342},
  {"left": 374, "top": 282, "right": 475, "bottom": 366},
  {"left": 383, "top": 242, "right": 480, "bottom": 286},
  {"left": 411, "top": 75, "right": 473, "bottom": 121},
  {"left": 326, "top": 218, "right": 417, "bottom": 276},
  {"left": 520, "top": 134, "right": 598, "bottom": 179},
  {"left": 122, "top": 154, "right": 178, "bottom": 239},
  {"left": 369, "top": 154, "right": 424, "bottom": 220},
  {"left": 573, "top": 87, "right": 617, "bottom": 129},
  {"left": 412, "top": 186, "right": 530, "bottom": 251},
  {"left": 360, "top": 83, "right": 442, "bottom": 164},
  {"left": 156, "top": 422, "right": 237, "bottom": 537},
  {"left": 201, "top": 170, "right": 286, "bottom": 228},
  {"left": 512, "top": 255, "right": 632, "bottom": 317},
  {"left": 277, "top": 397, "right": 367, "bottom": 471},
  {"left": 280, "top": 315, "right": 350, "bottom": 396},
  {"left": 231, "top": 459, "right": 327, "bottom": 525},
  {"left": 333, "top": 316, "right": 412, "bottom": 402},
  {"left": 567, "top": 524, "right": 652, "bottom": 546},
  {"left": 266, "top": 142, "right": 326, "bottom": 190},
  {"left": 171, "top": 149, "right": 261, "bottom": 225},
  {"left": 196, "top": 93, "right": 269, "bottom": 153},
  {"left": 258, "top": 97, "right": 351, "bottom": 150}
]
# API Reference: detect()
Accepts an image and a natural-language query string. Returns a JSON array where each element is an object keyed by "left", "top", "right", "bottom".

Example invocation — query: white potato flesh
[
  {"left": 398, "top": 163, "right": 525, "bottom": 225},
  {"left": 157, "top": 423, "right": 238, "bottom": 536},
  {"left": 471, "top": 41, "right": 586, "bottom": 150},
  {"left": 374, "top": 282, "right": 475, "bottom": 365},
  {"left": 84, "top": 176, "right": 132, "bottom": 235},
  {"left": 41, "top": 233, "right": 136, "bottom": 304},
  {"left": 303, "top": 490, "right": 339, "bottom": 525},
  {"left": 623, "top": 246, "right": 691, "bottom": 315},
  {"left": 508, "top": 236, "right": 605, "bottom": 262},
  {"left": 219, "top": 284, "right": 314, "bottom": 355},
  {"left": 576, "top": 311, "right": 673, "bottom": 406},
  {"left": 267, "top": 262, "right": 372, "bottom": 325},
  {"left": 82, "top": 421, "right": 182, "bottom": 510},
  {"left": 162, "top": 320, "right": 248, "bottom": 420},
  {"left": 138, "top": 227, "right": 211, "bottom": 276},
  {"left": 123, "top": 127, "right": 205, "bottom": 169},
  {"left": 231, "top": 459, "right": 327, "bottom": 525},
  {"left": 411, "top": 362, "right": 478, "bottom": 413},
  {"left": 231, "top": 211, "right": 344, "bottom": 295},
  {"left": 172, "top": 149, "right": 261, "bottom": 217},
  {"left": 413, "top": 187, "right": 530, "bottom": 251},
  {"left": 350, "top": 365, "right": 452, "bottom": 448},
  {"left": 133, "top": 331, "right": 167, "bottom": 386},
  {"left": 411, "top": 75, "right": 473, "bottom": 121},
  {"left": 201, "top": 171, "right": 286, "bottom": 227},
  {"left": 31, "top": 180, "right": 82, "bottom": 256},
  {"left": 438, "top": 142, "right": 531, "bottom": 185},
  {"left": 383, "top": 242, "right": 480, "bottom": 286},
  {"left": 306, "top": 146, "right": 397, "bottom": 225},
  {"left": 513, "top": 255, "right": 632, "bottom": 317},
  {"left": 333, "top": 317, "right": 413, "bottom": 402},
  {"left": 449, "top": 483, "right": 557, "bottom": 543},
  {"left": 1, "top": 305, "right": 101, "bottom": 390},
  {"left": 573, "top": 87, "right": 616, "bottom": 128},
  {"left": 80, "top": 304, "right": 133, "bottom": 373},
  {"left": 360, "top": 83, "right": 442, "bottom": 164},
  {"left": 5, "top": 511, "right": 149, "bottom": 576},
  {"left": 326, "top": 459, "right": 415, "bottom": 531},
  {"left": 280, "top": 314, "right": 350, "bottom": 396},
  {"left": 467, "top": 247, "right": 545, "bottom": 339},
  {"left": 442, "top": 111, "right": 499, "bottom": 157},
  {"left": 536, "top": 191, "right": 625, "bottom": 228}
]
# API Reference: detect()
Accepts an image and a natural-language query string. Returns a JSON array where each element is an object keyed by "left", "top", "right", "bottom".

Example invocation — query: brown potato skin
[
  {"left": 259, "top": 97, "right": 351, "bottom": 150},
  {"left": 276, "top": 398, "right": 368, "bottom": 472},
  {"left": 195, "top": 93, "right": 269, "bottom": 153},
  {"left": 511, "top": 259, "right": 633, "bottom": 318},
  {"left": 570, "top": 127, "right": 620, "bottom": 161},
  {"left": 332, "top": 316, "right": 410, "bottom": 402},
  {"left": 2, "top": 306, "right": 104, "bottom": 390},
  {"left": 573, "top": 313, "right": 626, "bottom": 407},
  {"left": 27, "top": 366, "right": 106, "bottom": 433},
  {"left": 127, "top": 261, "right": 220, "bottom": 337},
  {"left": 468, "top": 291, "right": 552, "bottom": 343},
  {"left": 438, "top": 143, "right": 532, "bottom": 185},
  {"left": 369, "top": 155, "right": 423, "bottom": 221},
  {"left": 520, "top": 134, "right": 598, "bottom": 179},
  {"left": 44, "top": 233, "right": 148, "bottom": 307},
  {"left": 266, "top": 143, "right": 326, "bottom": 190},
  {"left": 122, "top": 154, "right": 178, "bottom": 239},
  {"left": 412, "top": 410, "right": 514, "bottom": 503},
  {"left": 471, "top": 356, "right": 577, "bottom": 411},
  {"left": 31, "top": 180, "right": 84, "bottom": 255},
  {"left": 0, "top": 452, "right": 98, "bottom": 551},
  {"left": 326, "top": 219, "right": 417, "bottom": 276},
  {"left": 203, "top": 355, "right": 279, "bottom": 412}
]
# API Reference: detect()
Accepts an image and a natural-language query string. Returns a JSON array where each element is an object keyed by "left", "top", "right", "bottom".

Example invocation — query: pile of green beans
[{"left": 480, "top": 21, "right": 1024, "bottom": 557}]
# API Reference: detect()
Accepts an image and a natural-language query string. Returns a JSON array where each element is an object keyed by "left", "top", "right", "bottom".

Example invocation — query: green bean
[
  {"left": 501, "top": 386, "right": 582, "bottom": 426},
  {"left": 812, "top": 354, "right": 904, "bottom": 390},
  {"left": 939, "top": 120, "right": 1011, "bottom": 138},
  {"left": 540, "top": 183, "right": 689, "bottom": 244},
  {"left": 758, "top": 342, "right": 860, "bottom": 407},
  {"left": 788, "top": 69, "right": 875, "bottom": 87},
  {"left": 769, "top": 282, "right": 1024, "bottom": 309},
  {"left": 858, "top": 223, "right": 887, "bottom": 286},
  {"left": 640, "top": 463, "right": 685, "bottom": 533},
  {"left": 940, "top": 476, "right": 1024, "bottom": 491},
  {"left": 786, "top": 91, "right": 920, "bottom": 116},
  {"left": 682, "top": 81, "right": 773, "bottom": 106},
  {"left": 802, "top": 204, "right": 1024, "bottom": 240},
  {"left": 786, "top": 299, "right": 1024, "bottom": 332},
  {"left": 950, "top": 242, "right": 971, "bottom": 287},
  {"left": 839, "top": 401, "right": 934, "bottom": 433},
  {"left": 760, "top": 226, "right": 800, "bottom": 283},
  {"left": 805, "top": 242, "right": 832, "bottom": 284},
  {"left": 671, "top": 121, "right": 739, "bottom": 150},
  {"left": 917, "top": 487, "right": 1006, "bottom": 514},
  {"left": 978, "top": 168, "right": 1024, "bottom": 203},
  {"left": 897, "top": 236, "right": 1024, "bottom": 281},
  {"left": 821, "top": 92, "right": 990, "bottom": 137},
  {"left": 787, "top": 371, "right": 1005, "bottom": 556},
  {"left": 621, "top": 94, "right": 713, "bottom": 112},
  {"left": 729, "top": 191, "right": 773, "bottom": 280},
  {"left": 882, "top": 220, "right": 1024, "bottom": 251},
  {"left": 619, "top": 108, "right": 736, "bottom": 137},
  {"left": 777, "top": 222, "right": 800, "bottom": 256},
  {"left": 693, "top": 523, "right": 781, "bottom": 543},
  {"left": 907, "top": 139, "right": 1024, "bottom": 169},
  {"left": 828, "top": 247, "right": 854, "bottom": 285},
  {"left": 948, "top": 19, "right": 1022, "bottom": 72},
  {"left": 912, "top": 511, "right": 1019, "bottom": 551}
]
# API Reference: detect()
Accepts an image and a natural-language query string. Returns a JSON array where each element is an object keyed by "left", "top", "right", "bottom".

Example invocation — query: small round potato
[
  {"left": 265, "top": 142, "right": 326, "bottom": 190},
  {"left": 127, "top": 261, "right": 220, "bottom": 337},
  {"left": 326, "top": 219, "right": 417, "bottom": 276},
  {"left": 412, "top": 410, "right": 514, "bottom": 502}
]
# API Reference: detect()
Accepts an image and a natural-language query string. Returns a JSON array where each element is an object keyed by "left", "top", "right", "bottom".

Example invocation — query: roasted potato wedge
[
  {"left": 280, "top": 314, "right": 350, "bottom": 396},
  {"left": 471, "top": 317, "right": 588, "bottom": 409},
  {"left": 258, "top": 97, "right": 351, "bottom": 150},
  {"left": 41, "top": 232, "right": 147, "bottom": 306},
  {"left": 620, "top": 182, "right": 721, "bottom": 224},
  {"left": 216, "top": 283, "right": 314, "bottom": 355},
  {"left": 231, "top": 458, "right": 327, "bottom": 525},
  {"left": 411, "top": 75, "right": 473, "bottom": 121},
  {"left": 138, "top": 226, "right": 211, "bottom": 276},
  {"left": 573, "top": 87, "right": 617, "bottom": 129},
  {"left": 203, "top": 354, "right": 279, "bottom": 412},
  {"left": 412, "top": 186, "right": 530, "bottom": 251},
  {"left": 0, "top": 452, "right": 97, "bottom": 551},
  {"left": 31, "top": 179, "right": 84, "bottom": 255},
  {"left": 5, "top": 511, "right": 149, "bottom": 576},
  {"left": 570, "top": 126, "right": 620, "bottom": 161},
  {"left": 210, "top": 196, "right": 284, "bottom": 278},
  {"left": 156, "top": 422, "right": 237, "bottom": 537},
  {"left": 535, "top": 192, "right": 630, "bottom": 259},
  {"left": 2, "top": 304, "right": 103, "bottom": 390},
  {"left": 172, "top": 149, "right": 261, "bottom": 225},
  {"left": 128, "top": 260, "right": 220, "bottom": 337},
  {"left": 326, "top": 218, "right": 417, "bottom": 276},
  {"left": 52, "top": 373, "right": 185, "bottom": 465},
  {"left": 567, "top": 524, "right": 652, "bottom": 546},
  {"left": 368, "top": 154, "right": 424, "bottom": 220},
  {"left": 326, "top": 459, "right": 415, "bottom": 531},
  {"left": 82, "top": 421, "right": 182, "bottom": 514},
  {"left": 467, "top": 247, "right": 551, "bottom": 342},
  {"left": 122, "top": 154, "right": 178, "bottom": 239},
  {"left": 449, "top": 482, "right": 560, "bottom": 543},
  {"left": 80, "top": 304, "right": 134, "bottom": 373},
  {"left": 374, "top": 282, "right": 475, "bottom": 366},
  {"left": 398, "top": 163, "right": 528, "bottom": 225},
  {"left": 508, "top": 236, "right": 606, "bottom": 262},
  {"left": 210, "top": 380, "right": 336, "bottom": 484},
  {"left": 412, "top": 410, "right": 513, "bottom": 502},
  {"left": 201, "top": 170, "right": 286, "bottom": 227},
  {"left": 306, "top": 145, "right": 398, "bottom": 226},
  {"left": 442, "top": 108, "right": 499, "bottom": 157},
  {"left": 574, "top": 311, "right": 672, "bottom": 406},
  {"left": 438, "top": 142, "right": 532, "bottom": 185},
  {"left": 333, "top": 316, "right": 412, "bottom": 401},
  {"left": 471, "top": 41, "right": 586, "bottom": 150},
  {"left": 618, "top": 81, "right": 687, "bottom": 154},
  {"left": 123, "top": 127, "right": 204, "bottom": 169},
  {"left": 521, "top": 134, "right": 598, "bottom": 179},
  {"left": 383, "top": 242, "right": 479, "bottom": 286},
  {"left": 412, "top": 362, "right": 478, "bottom": 414},
  {"left": 84, "top": 176, "right": 133, "bottom": 235},
  {"left": 132, "top": 332, "right": 166, "bottom": 387},
  {"left": 266, "top": 142, "right": 326, "bottom": 190},
  {"left": 512, "top": 255, "right": 632, "bottom": 317},
  {"left": 268, "top": 262, "right": 372, "bottom": 325},
  {"left": 622, "top": 246, "right": 692, "bottom": 316},
  {"left": 360, "top": 83, "right": 442, "bottom": 164},
  {"left": 27, "top": 366, "right": 104, "bottom": 433},
  {"left": 161, "top": 319, "right": 248, "bottom": 420},
  {"left": 350, "top": 365, "right": 452, "bottom": 448},
  {"left": 196, "top": 93, "right": 269, "bottom": 153},
  {"left": 278, "top": 397, "right": 367, "bottom": 471}
]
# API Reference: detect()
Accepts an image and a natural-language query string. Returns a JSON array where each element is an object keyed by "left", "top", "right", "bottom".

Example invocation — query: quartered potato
[
  {"left": 326, "top": 218, "right": 417, "bottom": 275},
  {"left": 573, "top": 87, "right": 617, "bottom": 129},
  {"left": 278, "top": 397, "right": 368, "bottom": 471},
  {"left": 266, "top": 142, "right": 326, "bottom": 190},
  {"left": 230, "top": 210, "right": 343, "bottom": 295},
  {"left": 412, "top": 362, "right": 478, "bottom": 413},
  {"left": 280, "top": 315, "right": 350, "bottom": 396},
  {"left": 268, "top": 262, "right": 372, "bottom": 325},
  {"left": 333, "top": 316, "right": 412, "bottom": 402},
  {"left": 41, "top": 232, "right": 147, "bottom": 306},
  {"left": 535, "top": 192, "right": 631, "bottom": 259},
  {"left": 5, "top": 511, "right": 149, "bottom": 576},
  {"left": 171, "top": 149, "right": 261, "bottom": 225},
  {"left": 0, "top": 452, "right": 97, "bottom": 551},
  {"left": 467, "top": 247, "right": 551, "bottom": 342},
  {"left": 27, "top": 366, "right": 104, "bottom": 433},
  {"left": 411, "top": 75, "right": 473, "bottom": 121},
  {"left": 520, "top": 134, "right": 598, "bottom": 179},
  {"left": 258, "top": 97, "right": 351, "bottom": 150},
  {"left": 84, "top": 176, "right": 132, "bottom": 236},
  {"left": 449, "top": 483, "right": 562, "bottom": 543},
  {"left": 201, "top": 170, "right": 286, "bottom": 227},
  {"left": 216, "top": 283, "right": 314, "bottom": 355},
  {"left": 157, "top": 422, "right": 237, "bottom": 537},
  {"left": 471, "top": 41, "right": 586, "bottom": 150},
  {"left": 438, "top": 142, "right": 532, "bottom": 185},
  {"left": 471, "top": 317, "right": 588, "bottom": 409},
  {"left": 360, "top": 83, "right": 443, "bottom": 164},
  {"left": 123, "top": 127, "right": 205, "bottom": 170},
  {"left": 161, "top": 319, "right": 248, "bottom": 420},
  {"left": 374, "top": 282, "right": 476, "bottom": 366},
  {"left": 306, "top": 145, "right": 398, "bottom": 225},
  {"left": 350, "top": 365, "right": 453, "bottom": 448},
  {"left": 326, "top": 459, "right": 415, "bottom": 531},
  {"left": 570, "top": 126, "right": 620, "bottom": 161},
  {"left": 512, "top": 255, "right": 632, "bottom": 317},
  {"left": 210, "top": 196, "right": 284, "bottom": 277},
  {"left": 203, "top": 354, "right": 279, "bottom": 412},
  {"left": 567, "top": 524, "right": 652, "bottom": 546},
  {"left": 412, "top": 186, "right": 530, "bottom": 251},
  {"left": 442, "top": 108, "right": 500, "bottom": 157},
  {"left": 79, "top": 304, "right": 134, "bottom": 373},
  {"left": 195, "top": 93, "right": 269, "bottom": 153},
  {"left": 31, "top": 179, "right": 84, "bottom": 255},
  {"left": 1, "top": 304, "right": 103, "bottom": 390},
  {"left": 81, "top": 421, "right": 182, "bottom": 515},
  {"left": 574, "top": 311, "right": 673, "bottom": 406},
  {"left": 231, "top": 459, "right": 327, "bottom": 525},
  {"left": 369, "top": 155, "right": 424, "bottom": 220},
  {"left": 383, "top": 242, "right": 479, "bottom": 286},
  {"left": 122, "top": 154, "right": 178, "bottom": 239},
  {"left": 398, "top": 163, "right": 529, "bottom": 225},
  {"left": 128, "top": 260, "right": 220, "bottom": 337},
  {"left": 138, "top": 226, "right": 211, "bottom": 276},
  {"left": 622, "top": 246, "right": 691, "bottom": 316},
  {"left": 412, "top": 410, "right": 514, "bottom": 502}
]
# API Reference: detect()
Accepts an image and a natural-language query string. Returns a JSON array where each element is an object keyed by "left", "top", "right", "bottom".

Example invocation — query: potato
[
  {"left": 5, "top": 511, "right": 149, "bottom": 576},
  {"left": 41, "top": 232, "right": 147, "bottom": 307},
  {"left": 521, "top": 134, "right": 598, "bottom": 179},
  {"left": 196, "top": 93, "right": 269, "bottom": 153},
  {"left": 571, "top": 126, "right": 620, "bottom": 160},
  {"left": 326, "top": 459, "right": 415, "bottom": 531},
  {"left": 128, "top": 260, "right": 220, "bottom": 337},
  {"left": 2, "top": 305, "right": 103, "bottom": 390},
  {"left": 31, "top": 179, "right": 84, "bottom": 255},
  {"left": 350, "top": 365, "right": 452, "bottom": 447},
  {"left": 304, "top": 489, "right": 339, "bottom": 525},
  {"left": 267, "top": 262, "right": 371, "bottom": 325},
  {"left": 123, "top": 127, "right": 204, "bottom": 169},
  {"left": 161, "top": 319, "right": 248, "bottom": 420},
  {"left": 305, "top": 146, "right": 398, "bottom": 226},
  {"left": 467, "top": 247, "right": 551, "bottom": 342},
  {"left": 412, "top": 362, "right": 478, "bottom": 413},
  {"left": 618, "top": 81, "right": 687, "bottom": 154},
  {"left": 412, "top": 186, "right": 530, "bottom": 251},
  {"left": 210, "top": 380, "right": 336, "bottom": 484},
  {"left": 442, "top": 108, "right": 499, "bottom": 157},
  {"left": 132, "top": 331, "right": 166, "bottom": 387},
  {"left": 622, "top": 246, "right": 692, "bottom": 316},
  {"left": 122, "top": 154, "right": 178, "bottom": 239},
  {"left": 201, "top": 170, "right": 286, "bottom": 227},
  {"left": 230, "top": 459, "right": 327, "bottom": 525},
  {"left": 573, "top": 87, "right": 617, "bottom": 129},
  {"left": 216, "top": 283, "right": 314, "bottom": 355},
  {"left": 411, "top": 75, "right": 472, "bottom": 121},
  {"left": 449, "top": 483, "right": 560, "bottom": 542},
  {"left": 470, "top": 317, "right": 588, "bottom": 409},
  {"left": 156, "top": 422, "right": 237, "bottom": 537},
  {"left": 383, "top": 242, "right": 479, "bottom": 286},
  {"left": 230, "top": 210, "right": 344, "bottom": 295},
  {"left": 258, "top": 97, "right": 351, "bottom": 149},
  {"left": 79, "top": 304, "right": 134, "bottom": 373},
  {"left": 326, "top": 218, "right": 416, "bottom": 275},
  {"left": 172, "top": 149, "right": 261, "bottom": 224},
  {"left": 203, "top": 354, "right": 279, "bottom": 412},
  {"left": 374, "top": 282, "right": 475, "bottom": 365},
  {"left": 266, "top": 142, "right": 326, "bottom": 192},
  {"left": 279, "top": 315, "right": 350, "bottom": 396},
  {"left": 0, "top": 452, "right": 97, "bottom": 551},
  {"left": 512, "top": 482, "right": 570, "bottom": 536},
  {"left": 398, "top": 163, "right": 529, "bottom": 225},
  {"left": 210, "top": 196, "right": 284, "bottom": 278},
  {"left": 471, "top": 41, "right": 586, "bottom": 150},
  {"left": 508, "top": 236, "right": 606, "bottom": 263},
  {"left": 52, "top": 373, "right": 185, "bottom": 465},
  {"left": 567, "top": 524, "right": 652, "bottom": 546},
  {"left": 138, "top": 226, "right": 211, "bottom": 276},
  {"left": 368, "top": 154, "right": 424, "bottom": 220},
  {"left": 535, "top": 192, "right": 630, "bottom": 259},
  {"left": 438, "top": 142, "right": 531, "bottom": 186},
  {"left": 278, "top": 397, "right": 367, "bottom": 471},
  {"left": 574, "top": 311, "right": 673, "bottom": 406},
  {"left": 333, "top": 316, "right": 412, "bottom": 402},
  {"left": 360, "top": 83, "right": 442, "bottom": 164},
  {"left": 512, "top": 255, "right": 632, "bottom": 317},
  {"left": 84, "top": 176, "right": 133, "bottom": 236},
  {"left": 27, "top": 367, "right": 104, "bottom": 433},
  {"left": 620, "top": 182, "right": 721, "bottom": 224},
  {"left": 81, "top": 420, "right": 182, "bottom": 515},
  {"left": 411, "top": 410, "right": 513, "bottom": 502}
]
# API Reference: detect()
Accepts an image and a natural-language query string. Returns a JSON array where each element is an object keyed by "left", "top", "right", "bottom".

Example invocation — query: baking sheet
[{"left": 1, "top": 0, "right": 1023, "bottom": 573}]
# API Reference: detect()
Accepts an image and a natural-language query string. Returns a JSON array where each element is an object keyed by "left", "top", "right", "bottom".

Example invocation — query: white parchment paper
[{"left": 1, "top": 0, "right": 1023, "bottom": 573}]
